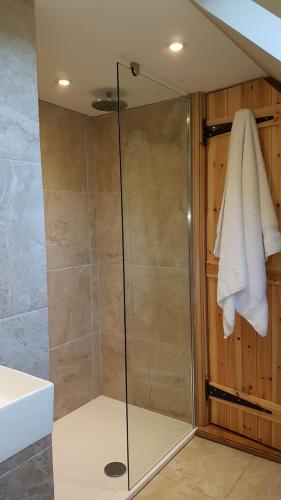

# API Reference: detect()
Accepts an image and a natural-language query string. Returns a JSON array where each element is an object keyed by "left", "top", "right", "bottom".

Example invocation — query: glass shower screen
[{"left": 117, "top": 63, "right": 194, "bottom": 489}]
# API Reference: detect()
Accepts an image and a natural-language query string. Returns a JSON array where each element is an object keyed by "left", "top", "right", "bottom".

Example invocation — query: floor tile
[
  {"left": 135, "top": 474, "right": 215, "bottom": 500},
  {"left": 227, "top": 456, "right": 281, "bottom": 500},
  {"left": 160, "top": 437, "right": 252, "bottom": 499}
]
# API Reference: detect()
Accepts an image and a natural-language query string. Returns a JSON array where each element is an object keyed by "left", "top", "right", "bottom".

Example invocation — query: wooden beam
[{"left": 265, "top": 77, "right": 281, "bottom": 95}]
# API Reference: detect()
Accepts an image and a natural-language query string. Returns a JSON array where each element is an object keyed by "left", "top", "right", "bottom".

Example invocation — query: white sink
[{"left": 0, "top": 365, "right": 54, "bottom": 463}]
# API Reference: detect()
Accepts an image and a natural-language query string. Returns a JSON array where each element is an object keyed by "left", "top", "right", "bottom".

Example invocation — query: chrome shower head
[{"left": 91, "top": 91, "right": 128, "bottom": 112}]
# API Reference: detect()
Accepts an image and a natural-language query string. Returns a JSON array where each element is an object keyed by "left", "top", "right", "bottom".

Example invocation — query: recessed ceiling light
[
  {"left": 169, "top": 42, "right": 184, "bottom": 53},
  {"left": 57, "top": 79, "right": 71, "bottom": 86}
]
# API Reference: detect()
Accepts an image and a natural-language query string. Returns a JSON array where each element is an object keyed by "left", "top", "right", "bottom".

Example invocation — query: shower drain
[{"left": 104, "top": 462, "right": 127, "bottom": 478}]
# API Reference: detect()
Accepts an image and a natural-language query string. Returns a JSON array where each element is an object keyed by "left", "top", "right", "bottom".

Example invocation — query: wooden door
[{"left": 206, "top": 78, "right": 281, "bottom": 450}]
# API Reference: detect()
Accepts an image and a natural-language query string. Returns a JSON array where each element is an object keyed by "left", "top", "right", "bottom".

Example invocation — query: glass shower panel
[{"left": 117, "top": 63, "right": 194, "bottom": 489}]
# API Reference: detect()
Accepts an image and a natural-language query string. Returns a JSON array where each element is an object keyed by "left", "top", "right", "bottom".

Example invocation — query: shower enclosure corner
[{"left": 116, "top": 62, "right": 195, "bottom": 491}]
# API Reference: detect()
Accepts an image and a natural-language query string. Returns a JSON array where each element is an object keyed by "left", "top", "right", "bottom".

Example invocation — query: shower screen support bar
[{"left": 202, "top": 115, "right": 274, "bottom": 144}]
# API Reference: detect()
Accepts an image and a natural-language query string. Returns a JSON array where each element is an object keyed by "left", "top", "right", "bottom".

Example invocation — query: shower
[
  {"left": 40, "top": 62, "right": 195, "bottom": 500},
  {"left": 92, "top": 91, "right": 128, "bottom": 112}
]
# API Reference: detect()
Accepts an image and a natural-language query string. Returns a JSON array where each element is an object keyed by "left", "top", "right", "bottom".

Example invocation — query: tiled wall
[
  {"left": 92, "top": 98, "right": 192, "bottom": 421},
  {"left": 0, "top": 0, "right": 53, "bottom": 497},
  {"left": 88, "top": 115, "right": 126, "bottom": 401},
  {"left": 39, "top": 102, "right": 101, "bottom": 419}
]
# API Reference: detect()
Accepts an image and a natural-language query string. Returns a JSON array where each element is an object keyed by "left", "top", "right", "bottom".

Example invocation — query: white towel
[{"left": 214, "top": 109, "right": 281, "bottom": 338}]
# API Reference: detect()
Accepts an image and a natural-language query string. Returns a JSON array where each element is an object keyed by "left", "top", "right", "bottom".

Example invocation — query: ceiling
[
  {"left": 192, "top": 0, "right": 281, "bottom": 84},
  {"left": 35, "top": 0, "right": 265, "bottom": 116},
  {"left": 254, "top": 0, "right": 281, "bottom": 18}
]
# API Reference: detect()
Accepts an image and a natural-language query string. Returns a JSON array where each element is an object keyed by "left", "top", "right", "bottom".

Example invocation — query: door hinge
[
  {"left": 205, "top": 379, "right": 272, "bottom": 415},
  {"left": 202, "top": 115, "right": 274, "bottom": 145}
]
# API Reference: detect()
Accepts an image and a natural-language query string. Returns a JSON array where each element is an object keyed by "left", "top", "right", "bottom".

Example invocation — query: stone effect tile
[
  {"left": 0, "top": 159, "right": 47, "bottom": 318},
  {"left": 127, "top": 265, "right": 190, "bottom": 347},
  {"left": 99, "top": 263, "right": 124, "bottom": 333},
  {"left": 135, "top": 474, "right": 214, "bottom": 500},
  {"left": 96, "top": 191, "right": 122, "bottom": 264},
  {"left": 228, "top": 456, "right": 281, "bottom": 500},
  {"left": 92, "top": 332, "right": 101, "bottom": 398},
  {"left": 48, "top": 266, "right": 91, "bottom": 348},
  {"left": 0, "top": 445, "right": 54, "bottom": 500},
  {"left": 91, "top": 264, "right": 100, "bottom": 333},
  {"left": 44, "top": 190, "right": 90, "bottom": 270},
  {"left": 39, "top": 101, "right": 88, "bottom": 192},
  {"left": 101, "top": 328, "right": 125, "bottom": 401},
  {"left": 160, "top": 437, "right": 252, "bottom": 499},
  {"left": 0, "top": 436, "right": 51, "bottom": 478},
  {"left": 89, "top": 115, "right": 120, "bottom": 194},
  {"left": 121, "top": 99, "right": 189, "bottom": 268},
  {"left": 0, "top": 0, "right": 41, "bottom": 163},
  {"left": 0, "top": 308, "right": 49, "bottom": 379},
  {"left": 127, "top": 337, "right": 192, "bottom": 421},
  {"left": 50, "top": 335, "right": 93, "bottom": 419}
]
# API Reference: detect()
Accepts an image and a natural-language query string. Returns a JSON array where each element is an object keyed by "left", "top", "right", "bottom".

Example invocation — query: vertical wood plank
[
  {"left": 206, "top": 78, "right": 281, "bottom": 451},
  {"left": 257, "top": 286, "right": 273, "bottom": 446},
  {"left": 272, "top": 285, "right": 281, "bottom": 449},
  {"left": 270, "top": 124, "right": 281, "bottom": 269},
  {"left": 241, "top": 320, "right": 258, "bottom": 440}
]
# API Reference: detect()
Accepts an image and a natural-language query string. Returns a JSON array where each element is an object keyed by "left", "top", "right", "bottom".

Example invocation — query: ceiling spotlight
[
  {"left": 169, "top": 42, "right": 184, "bottom": 53},
  {"left": 57, "top": 79, "right": 71, "bottom": 86}
]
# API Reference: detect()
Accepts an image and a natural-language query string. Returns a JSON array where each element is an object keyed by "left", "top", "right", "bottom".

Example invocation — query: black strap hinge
[
  {"left": 202, "top": 115, "right": 274, "bottom": 145},
  {"left": 205, "top": 379, "right": 272, "bottom": 415}
]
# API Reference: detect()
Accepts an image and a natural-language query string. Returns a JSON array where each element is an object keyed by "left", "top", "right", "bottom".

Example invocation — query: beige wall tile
[
  {"left": 127, "top": 265, "right": 190, "bottom": 347},
  {"left": 127, "top": 336, "right": 192, "bottom": 421},
  {"left": 91, "top": 264, "right": 100, "bottom": 333},
  {"left": 48, "top": 266, "right": 91, "bottom": 348},
  {"left": 161, "top": 437, "right": 252, "bottom": 499},
  {"left": 50, "top": 335, "right": 93, "bottom": 419},
  {"left": 121, "top": 98, "right": 189, "bottom": 268},
  {"left": 90, "top": 115, "right": 120, "bottom": 193},
  {"left": 228, "top": 456, "right": 281, "bottom": 500},
  {"left": 123, "top": 184, "right": 188, "bottom": 268},
  {"left": 99, "top": 263, "right": 124, "bottom": 333},
  {"left": 89, "top": 194, "right": 98, "bottom": 264},
  {"left": 92, "top": 332, "right": 101, "bottom": 398},
  {"left": 101, "top": 328, "right": 125, "bottom": 401},
  {"left": 97, "top": 191, "right": 122, "bottom": 264},
  {"left": 45, "top": 190, "right": 90, "bottom": 269},
  {"left": 39, "top": 101, "right": 88, "bottom": 192}
]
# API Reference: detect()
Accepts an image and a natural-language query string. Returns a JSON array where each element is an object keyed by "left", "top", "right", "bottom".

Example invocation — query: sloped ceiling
[
  {"left": 254, "top": 0, "right": 281, "bottom": 18},
  {"left": 35, "top": 0, "right": 265, "bottom": 116},
  {"left": 192, "top": 0, "right": 281, "bottom": 83}
]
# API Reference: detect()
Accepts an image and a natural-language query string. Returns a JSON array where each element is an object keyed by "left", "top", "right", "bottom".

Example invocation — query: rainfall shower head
[{"left": 91, "top": 91, "right": 128, "bottom": 112}]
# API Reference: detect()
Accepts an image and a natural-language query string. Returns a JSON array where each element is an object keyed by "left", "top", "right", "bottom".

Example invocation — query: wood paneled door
[{"left": 205, "top": 78, "right": 281, "bottom": 452}]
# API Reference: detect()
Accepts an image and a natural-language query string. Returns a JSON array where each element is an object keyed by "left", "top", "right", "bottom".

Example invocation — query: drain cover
[{"left": 104, "top": 462, "right": 127, "bottom": 478}]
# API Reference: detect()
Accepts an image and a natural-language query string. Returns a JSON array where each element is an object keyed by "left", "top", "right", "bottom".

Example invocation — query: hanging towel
[{"left": 214, "top": 108, "right": 281, "bottom": 338}]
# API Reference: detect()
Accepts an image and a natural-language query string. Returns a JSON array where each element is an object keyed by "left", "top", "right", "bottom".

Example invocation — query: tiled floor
[{"left": 135, "top": 437, "right": 281, "bottom": 499}]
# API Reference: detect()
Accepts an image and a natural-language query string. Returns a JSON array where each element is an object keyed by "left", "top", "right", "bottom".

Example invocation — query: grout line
[
  {"left": 44, "top": 188, "right": 88, "bottom": 194},
  {"left": 0, "top": 445, "right": 51, "bottom": 481},
  {"left": 0, "top": 156, "right": 40, "bottom": 167},
  {"left": 224, "top": 455, "right": 255, "bottom": 499},
  {"left": 50, "top": 331, "right": 99, "bottom": 351},
  {"left": 0, "top": 306, "right": 47, "bottom": 322},
  {"left": 47, "top": 263, "right": 92, "bottom": 273}
]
